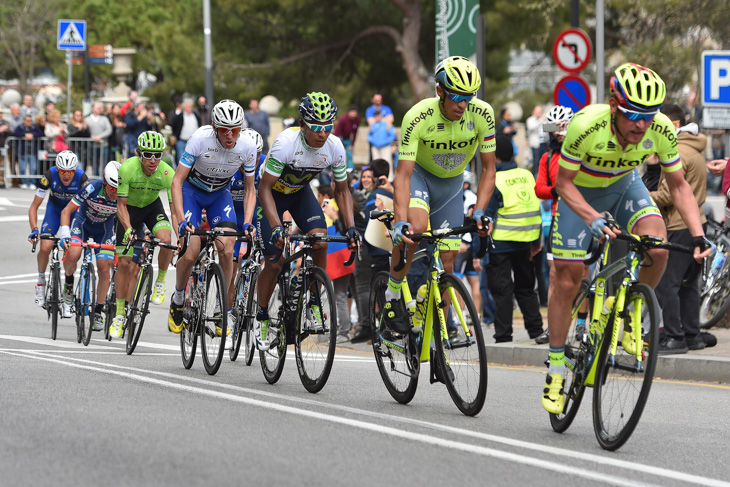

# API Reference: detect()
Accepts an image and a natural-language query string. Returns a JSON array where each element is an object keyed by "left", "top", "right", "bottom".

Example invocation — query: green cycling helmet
[
  {"left": 610, "top": 62, "right": 666, "bottom": 111},
  {"left": 137, "top": 131, "right": 166, "bottom": 152},
  {"left": 435, "top": 56, "right": 481, "bottom": 94},
  {"left": 298, "top": 92, "right": 338, "bottom": 124}
]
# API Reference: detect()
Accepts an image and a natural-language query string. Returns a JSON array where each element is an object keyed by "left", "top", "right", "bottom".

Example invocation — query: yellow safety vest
[{"left": 492, "top": 167, "right": 541, "bottom": 242}]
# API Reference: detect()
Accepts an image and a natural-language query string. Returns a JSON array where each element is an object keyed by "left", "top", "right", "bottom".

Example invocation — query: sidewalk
[{"left": 338, "top": 309, "right": 730, "bottom": 384}]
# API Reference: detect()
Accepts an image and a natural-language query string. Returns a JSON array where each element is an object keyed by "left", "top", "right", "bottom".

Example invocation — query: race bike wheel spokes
[
  {"left": 592, "top": 283, "right": 659, "bottom": 451},
  {"left": 295, "top": 267, "right": 337, "bottom": 393},
  {"left": 550, "top": 279, "right": 591, "bottom": 433},
  {"left": 180, "top": 276, "right": 198, "bottom": 369},
  {"left": 433, "top": 274, "right": 487, "bottom": 416},
  {"left": 200, "top": 264, "right": 227, "bottom": 375},
  {"left": 369, "top": 271, "right": 418, "bottom": 404},
  {"left": 260, "top": 282, "right": 287, "bottom": 384},
  {"left": 126, "top": 266, "right": 152, "bottom": 355},
  {"left": 699, "top": 250, "right": 730, "bottom": 329}
]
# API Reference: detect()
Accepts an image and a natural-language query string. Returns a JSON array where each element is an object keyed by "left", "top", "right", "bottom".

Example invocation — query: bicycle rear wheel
[
  {"left": 369, "top": 271, "right": 419, "bottom": 404},
  {"left": 49, "top": 264, "right": 60, "bottom": 341},
  {"left": 550, "top": 279, "right": 591, "bottom": 433},
  {"left": 126, "top": 265, "right": 152, "bottom": 355},
  {"left": 592, "top": 283, "right": 659, "bottom": 451},
  {"left": 295, "top": 266, "right": 337, "bottom": 393},
  {"left": 79, "top": 266, "right": 96, "bottom": 347},
  {"left": 433, "top": 274, "right": 487, "bottom": 416},
  {"left": 180, "top": 276, "right": 198, "bottom": 369},
  {"left": 260, "top": 282, "right": 287, "bottom": 384},
  {"left": 200, "top": 263, "right": 227, "bottom": 375}
]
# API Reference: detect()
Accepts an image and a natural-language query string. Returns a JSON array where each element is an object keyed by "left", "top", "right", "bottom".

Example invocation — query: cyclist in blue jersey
[
  {"left": 168, "top": 99, "right": 258, "bottom": 334},
  {"left": 58, "top": 161, "right": 121, "bottom": 329},
  {"left": 28, "top": 151, "right": 89, "bottom": 307}
]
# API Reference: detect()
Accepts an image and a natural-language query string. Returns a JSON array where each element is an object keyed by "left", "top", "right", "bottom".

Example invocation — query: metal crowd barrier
[{"left": 2, "top": 136, "right": 112, "bottom": 184}]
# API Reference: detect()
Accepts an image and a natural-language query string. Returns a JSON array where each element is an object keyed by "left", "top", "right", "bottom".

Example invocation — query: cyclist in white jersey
[{"left": 168, "top": 99, "right": 257, "bottom": 333}]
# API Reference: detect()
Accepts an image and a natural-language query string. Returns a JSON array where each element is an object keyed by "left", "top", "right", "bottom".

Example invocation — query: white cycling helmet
[
  {"left": 55, "top": 150, "right": 78, "bottom": 171},
  {"left": 545, "top": 105, "right": 574, "bottom": 124},
  {"left": 212, "top": 99, "right": 244, "bottom": 128},
  {"left": 103, "top": 161, "right": 121, "bottom": 188},
  {"left": 241, "top": 128, "right": 264, "bottom": 154}
]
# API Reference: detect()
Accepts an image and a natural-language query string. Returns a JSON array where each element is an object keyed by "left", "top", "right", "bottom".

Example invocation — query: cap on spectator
[{"left": 494, "top": 135, "right": 514, "bottom": 162}]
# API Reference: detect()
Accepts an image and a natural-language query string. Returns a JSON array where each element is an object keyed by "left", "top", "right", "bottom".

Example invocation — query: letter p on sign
[{"left": 703, "top": 51, "right": 730, "bottom": 106}]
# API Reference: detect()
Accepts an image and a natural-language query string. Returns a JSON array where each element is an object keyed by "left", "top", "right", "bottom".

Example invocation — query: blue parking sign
[{"left": 702, "top": 51, "right": 730, "bottom": 106}]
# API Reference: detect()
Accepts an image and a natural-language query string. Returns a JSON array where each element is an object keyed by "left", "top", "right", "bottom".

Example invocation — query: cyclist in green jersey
[
  {"left": 381, "top": 56, "right": 497, "bottom": 333},
  {"left": 111, "top": 131, "right": 176, "bottom": 337},
  {"left": 542, "top": 63, "right": 713, "bottom": 414}
]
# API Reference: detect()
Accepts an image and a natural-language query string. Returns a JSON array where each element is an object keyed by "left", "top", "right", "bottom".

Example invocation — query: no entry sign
[
  {"left": 553, "top": 75, "right": 591, "bottom": 112},
  {"left": 553, "top": 28, "right": 592, "bottom": 73}
]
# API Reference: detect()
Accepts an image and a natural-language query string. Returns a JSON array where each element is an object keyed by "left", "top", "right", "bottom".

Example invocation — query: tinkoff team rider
[
  {"left": 110, "top": 131, "right": 176, "bottom": 338},
  {"left": 254, "top": 92, "right": 360, "bottom": 351},
  {"left": 27, "top": 151, "right": 89, "bottom": 307},
  {"left": 541, "top": 63, "right": 713, "bottom": 414},
  {"left": 380, "top": 56, "right": 497, "bottom": 334},
  {"left": 58, "top": 161, "right": 121, "bottom": 329},
  {"left": 168, "top": 99, "right": 257, "bottom": 334}
]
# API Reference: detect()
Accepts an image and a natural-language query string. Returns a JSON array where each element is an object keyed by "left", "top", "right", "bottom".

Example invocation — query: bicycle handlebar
[{"left": 290, "top": 233, "right": 360, "bottom": 266}]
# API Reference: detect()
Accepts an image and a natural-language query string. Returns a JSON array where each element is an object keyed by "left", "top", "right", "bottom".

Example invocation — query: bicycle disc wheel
[
  {"left": 433, "top": 274, "right": 487, "bottom": 416},
  {"left": 369, "top": 271, "right": 418, "bottom": 404},
  {"left": 126, "top": 266, "right": 152, "bottom": 355},
  {"left": 180, "top": 277, "right": 198, "bottom": 369},
  {"left": 104, "top": 281, "right": 116, "bottom": 341},
  {"left": 81, "top": 267, "right": 97, "bottom": 347},
  {"left": 260, "top": 282, "right": 287, "bottom": 384},
  {"left": 200, "top": 263, "right": 227, "bottom": 375},
  {"left": 243, "top": 272, "right": 259, "bottom": 366},
  {"left": 592, "top": 283, "right": 659, "bottom": 451},
  {"left": 550, "top": 279, "right": 591, "bottom": 433},
  {"left": 295, "top": 266, "right": 337, "bottom": 393},
  {"left": 50, "top": 264, "right": 60, "bottom": 340}
]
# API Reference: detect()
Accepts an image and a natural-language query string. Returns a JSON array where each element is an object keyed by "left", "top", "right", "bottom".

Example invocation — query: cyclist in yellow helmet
[{"left": 541, "top": 62, "right": 713, "bottom": 414}]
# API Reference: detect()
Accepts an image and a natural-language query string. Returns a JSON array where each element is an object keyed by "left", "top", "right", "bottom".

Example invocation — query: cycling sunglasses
[
  {"left": 216, "top": 126, "right": 241, "bottom": 137},
  {"left": 444, "top": 89, "right": 476, "bottom": 104},
  {"left": 617, "top": 105, "right": 658, "bottom": 122},
  {"left": 304, "top": 121, "right": 334, "bottom": 133},
  {"left": 140, "top": 151, "right": 163, "bottom": 160},
  {"left": 58, "top": 169, "right": 75, "bottom": 176}
]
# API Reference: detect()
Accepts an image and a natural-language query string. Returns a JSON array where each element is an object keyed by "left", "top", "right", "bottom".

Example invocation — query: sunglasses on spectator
[
  {"left": 444, "top": 88, "right": 476, "bottom": 104},
  {"left": 216, "top": 126, "right": 241, "bottom": 137},
  {"left": 141, "top": 151, "right": 163, "bottom": 160},
  {"left": 304, "top": 121, "right": 334, "bottom": 133},
  {"left": 617, "top": 105, "right": 658, "bottom": 122},
  {"left": 58, "top": 169, "right": 75, "bottom": 176}
]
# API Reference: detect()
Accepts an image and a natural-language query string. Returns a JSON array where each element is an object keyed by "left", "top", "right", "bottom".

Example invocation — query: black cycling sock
[
  {"left": 65, "top": 275, "right": 74, "bottom": 285},
  {"left": 95, "top": 303, "right": 103, "bottom": 314},
  {"left": 256, "top": 305, "right": 269, "bottom": 320}
]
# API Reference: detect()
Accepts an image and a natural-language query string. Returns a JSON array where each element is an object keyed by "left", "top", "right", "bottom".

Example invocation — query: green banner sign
[{"left": 435, "top": 0, "right": 480, "bottom": 64}]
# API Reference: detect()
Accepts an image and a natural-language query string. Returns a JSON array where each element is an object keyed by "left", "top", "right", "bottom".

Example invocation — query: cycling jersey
[
  {"left": 36, "top": 167, "right": 89, "bottom": 208},
  {"left": 559, "top": 104, "right": 681, "bottom": 188},
  {"left": 231, "top": 153, "right": 266, "bottom": 217},
  {"left": 71, "top": 179, "right": 118, "bottom": 224},
  {"left": 118, "top": 156, "right": 175, "bottom": 206},
  {"left": 180, "top": 126, "right": 257, "bottom": 193},
  {"left": 398, "top": 97, "right": 496, "bottom": 178},
  {"left": 262, "top": 127, "right": 347, "bottom": 194}
]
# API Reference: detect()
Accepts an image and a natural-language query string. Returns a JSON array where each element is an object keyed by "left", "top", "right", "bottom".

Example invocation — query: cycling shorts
[
  {"left": 40, "top": 201, "right": 67, "bottom": 235},
  {"left": 256, "top": 186, "right": 325, "bottom": 256},
  {"left": 181, "top": 180, "right": 236, "bottom": 231},
  {"left": 116, "top": 198, "right": 172, "bottom": 261},
  {"left": 233, "top": 210, "right": 259, "bottom": 259},
  {"left": 453, "top": 244, "right": 477, "bottom": 277},
  {"left": 409, "top": 165, "right": 464, "bottom": 251},
  {"left": 551, "top": 169, "right": 662, "bottom": 262},
  {"left": 70, "top": 214, "right": 116, "bottom": 261}
]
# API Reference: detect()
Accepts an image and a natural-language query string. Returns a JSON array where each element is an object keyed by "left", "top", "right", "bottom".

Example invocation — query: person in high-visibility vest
[{"left": 479, "top": 135, "right": 547, "bottom": 344}]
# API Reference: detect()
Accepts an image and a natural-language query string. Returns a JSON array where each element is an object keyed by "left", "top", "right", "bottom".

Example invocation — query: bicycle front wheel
[
  {"left": 699, "top": 255, "right": 730, "bottom": 329},
  {"left": 433, "top": 274, "right": 487, "bottom": 416},
  {"left": 550, "top": 279, "right": 591, "bottom": 433},
  {"left": 260, "top": 282, "right": 287, "bottom": 384},
  {"left": 242, "top": 271, "right": 259, "bottom": 366},
  {"left": 49, "top": 264, "right": 60, "bottom": 340},
  {"left": 79, "top": 266, "right": 97, "bottom": 347},
  {"left": 104, "top": 281, "right": 116, "bottom": 341},
  {"left": 230, "top": 267, "right": 257, "bottom": 363},
  {"left": 295, "top": 266, "right": 337, "bottom": 393},
  {"left": 180, "top": 276, "right": 198, "bottom": 369},
  {"left": 200, "top": 263, "right": 227, "bottom": 375},
  {"left": 592, "top": 283, "right": 659, "bottom": 451},
  {"left": 126, "top": 265, "right": 152, "bottom": 355},
  {"left": 369, "top": 271, "right": 418, "bottom": 404}
]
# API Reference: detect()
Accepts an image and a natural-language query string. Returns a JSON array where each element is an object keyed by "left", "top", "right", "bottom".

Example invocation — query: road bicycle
[
  {"left": 260, "top": 220, "right": 356, "bottom": 393},
  {"left": 103, "top": 262, "right": 117, "bottom": 341},
  {"left": 550, "top": 225, "right": 698, "bottom": 450},
  {"left": 229, "top": 233, "right": 263, "bottom": 364},
  {"left": 179, "top": 227, "right": 243, "bottom": 375},
  {"left": 32, "top": 234, "right": 64, "bottom": 340},
  {"left": 367, "top": 210, "right": 488, "bottom": 416},
  {"left": 70, "top": 240, "right": 116, "bottom": 347},
  {"left": 123, "top": 236, "right": 178, "bottom": 355},
  {"left": 699, "top": 218, "right": 730, "bottom": 329}
]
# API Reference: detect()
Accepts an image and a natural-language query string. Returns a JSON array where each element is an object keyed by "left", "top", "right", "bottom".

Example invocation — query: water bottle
[
  {"left": 412, "top": 284, "right": 428, "bottom": 329},
  {"left": 711, "top": 251, "right": 726, "bottom": 277}
]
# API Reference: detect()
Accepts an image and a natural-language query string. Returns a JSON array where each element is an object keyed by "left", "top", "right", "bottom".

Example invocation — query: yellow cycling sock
[
  {"left": 116, "top": 299, "right": 125, "bottom": 316},
  {"left": 156, "top": 270, "right": 167, "bottom": 283}
]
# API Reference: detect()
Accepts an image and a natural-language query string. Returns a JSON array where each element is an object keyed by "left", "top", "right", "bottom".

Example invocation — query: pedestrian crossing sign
[{"left": 57, "top": 20, "right": 87, "bottom": 51}]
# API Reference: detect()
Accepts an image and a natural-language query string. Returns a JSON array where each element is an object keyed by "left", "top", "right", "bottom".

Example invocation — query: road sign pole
[
  {"left": 66, "top": 51, "right": 72, "bottom": 122},
  {"left": 596, "top": 0, "right": 605, "bottom": 102}
]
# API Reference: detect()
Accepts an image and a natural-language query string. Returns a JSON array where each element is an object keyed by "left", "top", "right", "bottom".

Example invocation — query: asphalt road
[{"left": 2, "top": 188, "right": 730, "bottom": 487}]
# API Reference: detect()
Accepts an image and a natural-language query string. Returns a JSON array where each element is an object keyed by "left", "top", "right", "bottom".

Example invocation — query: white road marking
[
  {"left": 0, "top": 273, "right": 38, "bottom": 280},
  {"left": 0, "top": 197, "right": 16, "bottom": 206},
  {"left": 3, "top": 348, "right": 729, "bottom": 487},
  {"left": 0, "top": 215, "right": 43, "bottom": 223},
  {"left": 0, "top": 335, "right": 117, "bottom": 350}
]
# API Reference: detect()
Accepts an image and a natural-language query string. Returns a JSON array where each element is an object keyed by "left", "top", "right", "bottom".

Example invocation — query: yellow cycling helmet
[
  {"left": 610, "top": 62, "right": 666, "bottom": 111},
  {"left": 435, "top": 56, "right": 481, "bottom": 94}
]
